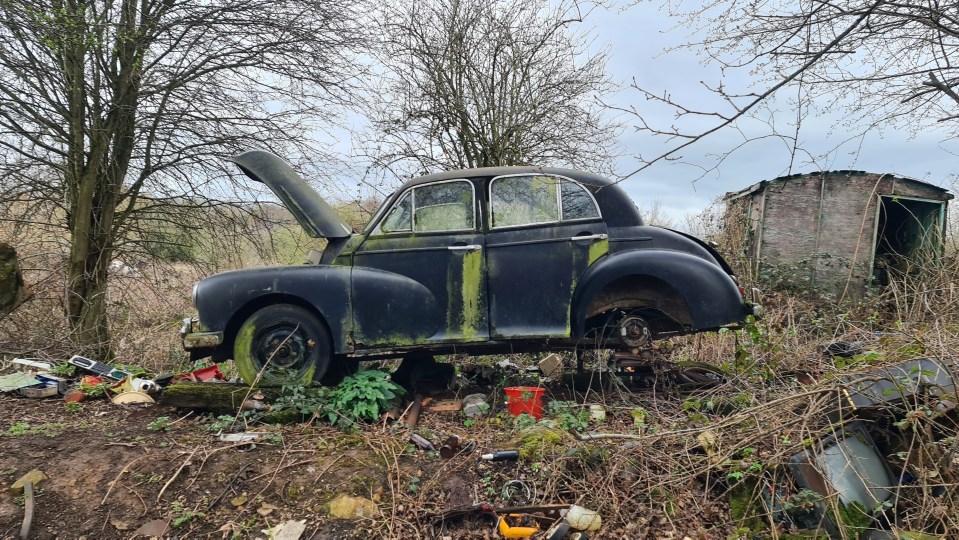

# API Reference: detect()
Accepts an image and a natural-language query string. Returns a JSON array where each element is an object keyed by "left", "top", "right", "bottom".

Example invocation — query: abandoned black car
[{"left": 181, "top": 150, "right": 757, "bottom": 384}]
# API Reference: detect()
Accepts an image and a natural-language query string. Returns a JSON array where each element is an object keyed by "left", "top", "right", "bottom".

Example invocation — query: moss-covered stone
[{"left": 513, "top": 426, "right": 566, "bottom": 462}]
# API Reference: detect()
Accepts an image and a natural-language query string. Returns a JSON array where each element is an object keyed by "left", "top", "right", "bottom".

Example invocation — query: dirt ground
[{"left": 0, "top": 371, "right": 737, "bottom": 540}]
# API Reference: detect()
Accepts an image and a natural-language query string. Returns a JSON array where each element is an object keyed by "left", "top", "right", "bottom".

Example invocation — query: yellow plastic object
[
  {"left": 498, "top": 515, "right": 538, "bottom": 539},
  {"left": 110, "top": 391, "right": 156, "bottom": 404}
]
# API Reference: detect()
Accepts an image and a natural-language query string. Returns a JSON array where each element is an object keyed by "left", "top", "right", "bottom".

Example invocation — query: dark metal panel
[
  {"left": 229, "top": 150, "right": 351, "bottom": 239},
  {"left": 350, "top": 265, "right": 446, "bottom": 346},
  {"left": 352, "top": 231, "right": 489, "bottom": 346},
  {"left": 487, "top": 221, "right": 608, "bottom": 338}
]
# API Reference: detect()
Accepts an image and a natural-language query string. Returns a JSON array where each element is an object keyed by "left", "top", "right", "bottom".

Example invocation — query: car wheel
[{"left": 233, "top": 304, "right": 331, "bottom": 386}]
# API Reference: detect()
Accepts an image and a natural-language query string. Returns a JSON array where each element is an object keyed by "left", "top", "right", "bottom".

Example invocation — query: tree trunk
[
  {"left": 0, "top": 243, "right": 28, "bottom": 317},
  {"left": 65, "top": 238, "right": 113, "bottom": 360},
  {"left": 61, "top": 0, "right": 143, "bottom": 360}
]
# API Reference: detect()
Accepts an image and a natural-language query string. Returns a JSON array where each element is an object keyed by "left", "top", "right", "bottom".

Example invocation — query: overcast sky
[{"left": 590, "top": 2, "right": 959, "bottom": 224}]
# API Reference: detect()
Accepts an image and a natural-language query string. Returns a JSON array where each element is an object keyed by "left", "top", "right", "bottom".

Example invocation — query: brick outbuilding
[{"left": 723, "top": 171, "right": 953, "bottom": 299}]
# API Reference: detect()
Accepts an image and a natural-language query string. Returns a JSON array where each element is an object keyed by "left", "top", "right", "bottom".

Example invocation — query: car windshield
[{"left": 363, "top": 195, "right": 395, "bottom": 234}]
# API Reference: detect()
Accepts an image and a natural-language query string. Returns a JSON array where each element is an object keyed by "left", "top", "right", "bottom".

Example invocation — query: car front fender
[
  {"left": 193, "top": 265, "right": 354, "bottom": 354},
  {"left": 570, "top": 250, "right": 747, "bottom": 337},
  {"left": 192, "top": 265, "right": 441, "bottom": 356}
]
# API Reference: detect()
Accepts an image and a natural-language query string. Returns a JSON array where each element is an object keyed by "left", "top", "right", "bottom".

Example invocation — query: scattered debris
[
  {"left": 62, "top": 389, "right": 85, "bottom": 403},
  {"left": 110, "top": 390, "right": 155, "bottom": 405},
  {"left": 405, "top": 392, "right": 426, "bottom": 428},
  {"left": 498, "top": 514, "right": 539, "bottom": 538},
  {"left": 410, "top": 433, "right": 436, "bottom": 451},
  {"left": 328, "top": 494, "right": 378, "bottom": 519},
  {"left": 439, "top": 435, "right": 464, "bottom": 459},
  {"left": 480, "top": 450, "right": 519, "bottom": 462},
  {"left": 11, "top": 358, "right": 52, "bottom": 371},
  {"left": 504, "top": 386, "right": 545, "bottom": 419},
  {"left": 500, "top": 480, "right": 532, "bottom": 505},
  {"left": 462, "top": 393, "right": 488, "bottom": 418},
  {"left": 35, "top": 374, "right": 67, "bottom": 393},
  {"left": 132, "top": 518, "right": 170, "bottom": 538},
  {"left": 830, "top": 357, "right": 956, "bottom": 422},
  {"left": 0, "top": 372, "right": 41, "bottom": 393},
  {"left": 19, "top": 480, "right": 35, "bottom": 540},
  {"left": 218, "top": 432, "right": 262, "bottom": 443},
  {"left": 68, "top": 355, "right": 129, "bottom": 381},
  {"left": 18, "top": 383, "right": 58, "bottom": 398},
  {"left": 537, "top": 354, "right": 564, "bottom": 378},
  {"left": 257, "top": 502, "right": 279, "bottom": 517},
  {"left": 428, "top": 398, "right": 463, "bottom": 412},
  {"left": 173, "top": 364, "right": 226, "bottom": 383},
  {"left": 563, "top": 504, "right": 602, "bottom": 531},
  {"left": 262, "top": 519, "right": 307, "bottom": 540},
  {"left": 588, "top": 404, "right": 606, "bottom": 423}
]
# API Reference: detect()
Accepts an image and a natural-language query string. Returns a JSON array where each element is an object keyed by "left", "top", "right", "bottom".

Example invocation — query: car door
[
  {"left": 485, "top": 174, "right": 606, "bottom": 339},
  {"left": 352, "top": 179, "right": 489, "bottom": 347}
]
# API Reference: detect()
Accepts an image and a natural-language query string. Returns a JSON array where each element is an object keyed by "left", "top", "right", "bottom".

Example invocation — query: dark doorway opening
[{"left": 872, "top": 197, "right": 943, "bottom": 286}]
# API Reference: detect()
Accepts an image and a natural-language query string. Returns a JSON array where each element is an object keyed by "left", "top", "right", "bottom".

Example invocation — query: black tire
[
  {"left": 545, "top": 522, "right": 571, "bottom": 540},
  {"left": 674, "top": 360, "right": 728, "bottom": 385},
  {"left": 233, "top": 304, "right": 331, "bottom": 386}
]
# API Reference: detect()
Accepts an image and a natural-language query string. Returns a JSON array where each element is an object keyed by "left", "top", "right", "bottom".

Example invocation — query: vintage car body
[{"left": 181, "top": 150, "right": 757, "bottom": 384}]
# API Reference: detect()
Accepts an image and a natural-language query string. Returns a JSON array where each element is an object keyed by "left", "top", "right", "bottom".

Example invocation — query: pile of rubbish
[{"left": 0, "top": 354, "right": 226, "bottom": 405}]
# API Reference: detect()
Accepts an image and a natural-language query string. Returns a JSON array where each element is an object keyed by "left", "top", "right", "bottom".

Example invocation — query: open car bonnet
[{"left": 229, "top": 150, "right": 352, "bottom": 239}]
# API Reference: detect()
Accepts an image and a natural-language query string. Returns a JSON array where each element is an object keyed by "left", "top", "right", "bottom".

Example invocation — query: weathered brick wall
[{"left": 739, "top": 172, "right": 950, "bottom": 299}]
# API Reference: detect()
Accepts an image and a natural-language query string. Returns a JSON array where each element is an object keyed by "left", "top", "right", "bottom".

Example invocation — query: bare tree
[
  {"left": 364, "top": 0, "right": 621, "bottom": 179},
  {"left": 0, "top": 0, "right": 367, "bottom": 358},
  {"left": 623, "top": 0, "right": 959, "bottom": 179}
]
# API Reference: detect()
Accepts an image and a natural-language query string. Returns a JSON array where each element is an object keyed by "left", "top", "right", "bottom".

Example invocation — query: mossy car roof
[
  {"left": 401, "top": 166, "right": 615, "bottom": 191},
  {"left": 395, "top": 166, "right": 643, "bottom": 227}
]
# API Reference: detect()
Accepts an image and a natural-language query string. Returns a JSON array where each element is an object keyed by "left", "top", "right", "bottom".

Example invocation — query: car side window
[
  {"left": 491, "top": 175, "right": 599, "bottom": 228},
  {"left": 379, "top": 181, "right": 475, "bottom": 234},
  {"left": 491, "top": 175, "right": 561, "bottom": 228},
  {"left": 561, "top": 181, "right": 600, "bottom": 221},
  {"left": 381, "top": 191, "right": 412, "bottom": 233},
  {"left": 414, "top": 181, "right": 474, "bottom": 232}
]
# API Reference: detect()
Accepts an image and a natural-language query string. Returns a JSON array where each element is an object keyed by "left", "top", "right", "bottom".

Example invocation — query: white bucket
[{"left": 564, "top": 504, "right": 602, "bottom": 531}]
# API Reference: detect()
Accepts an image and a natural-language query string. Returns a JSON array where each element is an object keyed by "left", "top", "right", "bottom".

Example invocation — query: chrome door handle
[
  {"left": 448, "top": 244, "right": 482, "bottom": 252},
  {"left": 570, "top": 233, "right": 607, "bottom": 242}
]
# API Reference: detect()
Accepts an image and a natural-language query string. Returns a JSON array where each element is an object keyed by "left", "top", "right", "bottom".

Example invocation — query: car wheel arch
[
  {"left": 571, "top": 250, "right": 742, "bottom": 338},
  {"left": 587, "top": 274, "right": 690, "bottom": 321}
]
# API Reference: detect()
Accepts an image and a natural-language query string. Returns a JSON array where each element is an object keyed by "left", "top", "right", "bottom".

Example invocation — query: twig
[
  {"left": 157, "top": 444, "right": 200, "bottom": 503},
  {"left": 101, "top": 454, "right": 156, "bottom": 505},
  {"left": 207, "top": 464, "right": 249, "bottom": 511},
  {"left": 191, "top": 441, "right": 263, "bottom": 484},
  {"left": 167, "top": 411, "right": 194, "bottom": 426},
  {"left": 574, "top": 432, "right": 643, "bottom": 441},
  {"left": 312, "top": 455, "right": 344, "bottom": 484}
]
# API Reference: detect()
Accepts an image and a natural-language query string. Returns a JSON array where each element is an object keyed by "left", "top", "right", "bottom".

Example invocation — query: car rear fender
[{"left": 570, "top": 250, "right": 747, "bottom": 337}]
